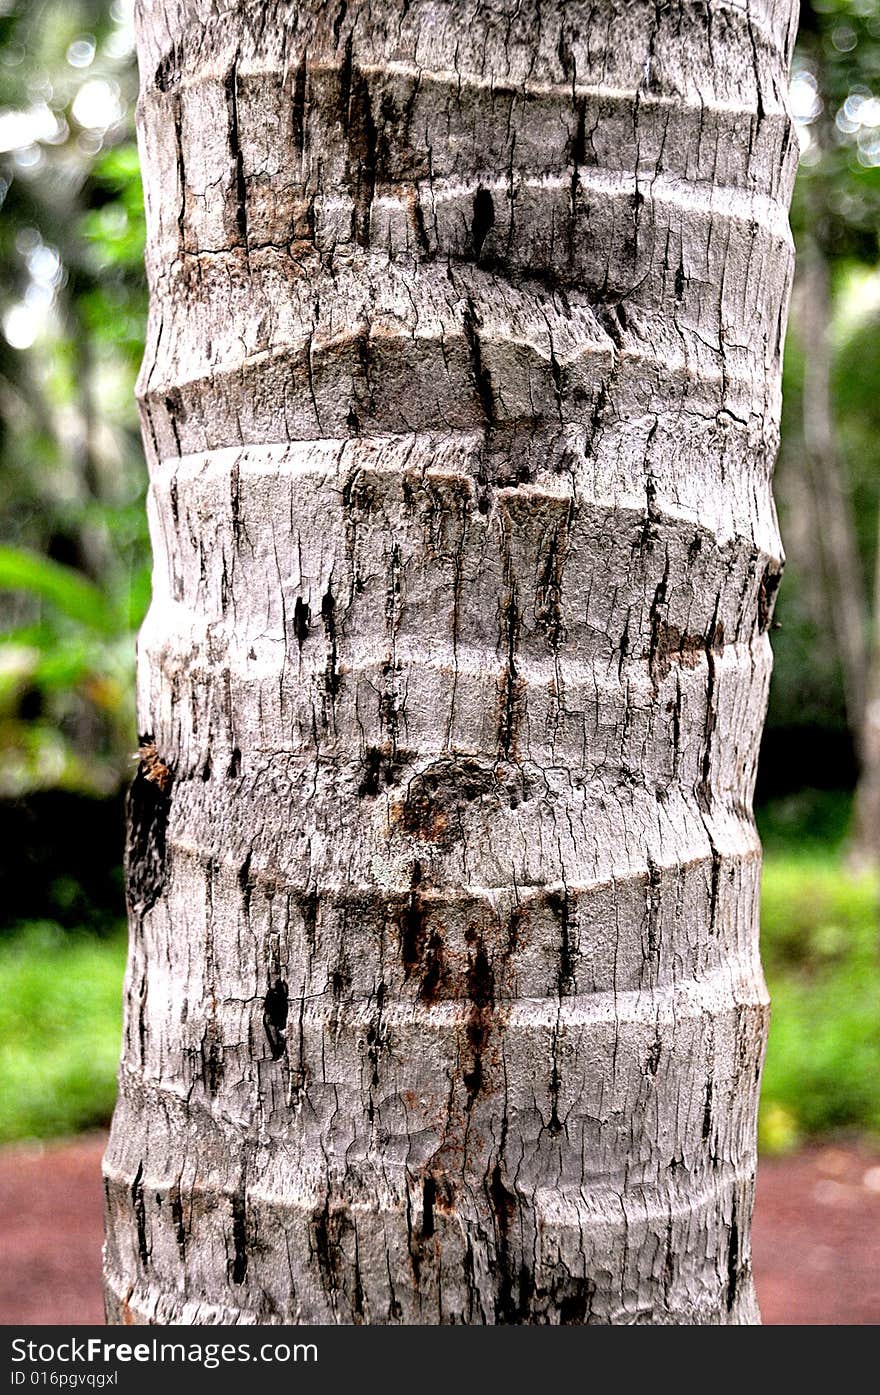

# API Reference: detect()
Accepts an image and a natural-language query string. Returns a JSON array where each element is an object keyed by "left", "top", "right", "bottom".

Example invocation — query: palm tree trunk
[{"left": 104, "top": 0, "right": 798, "bottom": 1324}]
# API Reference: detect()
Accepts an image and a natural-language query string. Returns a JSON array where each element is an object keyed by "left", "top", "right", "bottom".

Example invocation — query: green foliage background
[{"left": 1, "top": 0, "right": 145, "bottom": 797}]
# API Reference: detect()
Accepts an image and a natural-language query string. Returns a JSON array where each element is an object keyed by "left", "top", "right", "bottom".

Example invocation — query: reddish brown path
[
  {"left": 751, "top": 1141, "right": 880, "bottom": 1324},
  {"left": 0, "top": 1134, "right": 106, "bottom": 1326},
  {"left": 1, "top": 1134, "right": 878, "bottom": 1325}
]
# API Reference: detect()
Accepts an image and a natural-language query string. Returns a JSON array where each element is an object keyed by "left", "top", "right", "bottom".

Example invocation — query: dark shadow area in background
[
  {"left": 0, "top": 791, "right": 125, "bottom": 931},
  {"left": 755, "top": 726, "right": 858, "bottom": 806}
]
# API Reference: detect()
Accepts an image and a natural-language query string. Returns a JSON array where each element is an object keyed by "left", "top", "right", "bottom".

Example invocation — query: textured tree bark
[{"left": 104, "top": 0, "right": 799, "bottom": 1324}]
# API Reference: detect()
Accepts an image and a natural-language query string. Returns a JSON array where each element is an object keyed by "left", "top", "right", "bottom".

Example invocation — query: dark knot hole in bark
[
  {"left": 472, "top": 186, "right": 495, "bottom": 258},
  {"left": 263, "top": 979, "right": 289, "bottom": 1061},
  {"left": 293, "top": 597, "right": 311, "bottom": 649}
]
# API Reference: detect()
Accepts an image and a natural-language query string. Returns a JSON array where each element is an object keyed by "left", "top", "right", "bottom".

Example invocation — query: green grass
[
  {"left": 0, "top": 922, "right": 126, "bottom": 1143},
  {"left": 0, "top": 812, "right": 878, "bottom": 1150},
  {"left": 759, "top": 850, "right": 880, "bottom": 1151}
]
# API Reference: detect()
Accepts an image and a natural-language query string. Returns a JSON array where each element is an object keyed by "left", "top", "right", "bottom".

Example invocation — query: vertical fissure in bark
[
  {"left": 462, "top": 299, "right": 496, "bottom": 426},
  {"left": 124, "top": 737, "right": 173, "bottom": 917},
  {"left": 130, "top": 1161, "right": 148, "bottom": 1269},
  {"left": 224, "top": 55, "right": 249, "bottom": 255},
  {"left": 229, "top": 1187, "right": 248, "bottom": 1286}
]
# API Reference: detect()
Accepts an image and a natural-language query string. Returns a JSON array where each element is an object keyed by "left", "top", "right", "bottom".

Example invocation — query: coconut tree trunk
[{"left": 104, "top": 0, "right": 798, "bottom": 1325}]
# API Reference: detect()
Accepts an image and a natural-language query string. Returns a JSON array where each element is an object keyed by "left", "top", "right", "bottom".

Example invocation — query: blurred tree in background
[
  {"left": 0, "top": 0, "right": 143, "bottom": 802},
  {"left": 770, "top": 0, "right": 880, "bottom": 858}
]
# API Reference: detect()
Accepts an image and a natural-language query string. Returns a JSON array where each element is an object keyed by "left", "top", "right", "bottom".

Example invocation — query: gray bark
[{"left": 104, "top": 0, "right": 799, "bottom": 1324}]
